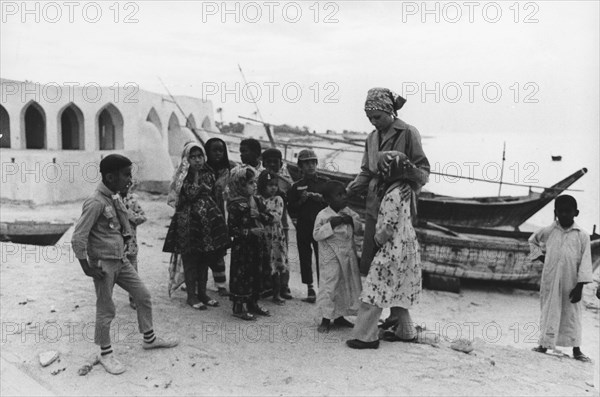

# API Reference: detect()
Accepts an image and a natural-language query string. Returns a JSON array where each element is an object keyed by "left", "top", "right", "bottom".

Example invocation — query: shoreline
[{"left": 1, "top": 194, "right": 599, "bottom": 396}]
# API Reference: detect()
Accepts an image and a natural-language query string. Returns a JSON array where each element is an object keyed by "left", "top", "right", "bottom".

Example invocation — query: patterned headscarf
[
  {"left": 167, "top": 141, "right": 206, "bottom": 208},
  {"left": 227, "top": 165, "right": 257, "bottom": 203},
  {"left": 364, "top": 87, "right": 407, "bottom": 116}
]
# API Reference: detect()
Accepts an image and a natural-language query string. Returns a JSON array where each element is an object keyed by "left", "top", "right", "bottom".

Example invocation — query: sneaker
[
  {"left": 142, "top": 336, "right": 179, "bottom": 350},
  {"left": 99, "top": 354, "right": 126, "bottom": 375}
]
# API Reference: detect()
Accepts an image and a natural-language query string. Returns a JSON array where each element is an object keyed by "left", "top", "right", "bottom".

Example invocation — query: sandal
[
  {"left": 248, "top": 304, "right": 271, "bottom": 316},
  {"left": 232, "top": 311, "right": 256, "bottom": 321},
  {"left": 573, "top": 352, "right": 592, "bottom": 363},
  {"left": 190, "top": 302, "right": 207, "bottom": 311}
]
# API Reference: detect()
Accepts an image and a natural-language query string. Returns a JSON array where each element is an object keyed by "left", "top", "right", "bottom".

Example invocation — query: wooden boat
[
  {"left": 285, "top": 161, "right": 587, "bottom": 230},
  {"left": 415, "top": 224, "right": 600, "bottom": 289},
  {"left": 0, "top": 221, "right": 72, "bottom": 246}
]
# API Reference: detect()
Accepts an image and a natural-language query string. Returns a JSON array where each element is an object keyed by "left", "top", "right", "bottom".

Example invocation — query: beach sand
[{"left": 1, "top": 193, "right": 599, "bottom": 396}]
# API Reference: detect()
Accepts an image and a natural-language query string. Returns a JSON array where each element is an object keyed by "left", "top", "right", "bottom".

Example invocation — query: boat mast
[
  {"left": 498, "top": 141, "right": 506, "bottom": 196},
  {"left": 238, "top": 64, "right": 276, "bottom": 148}
]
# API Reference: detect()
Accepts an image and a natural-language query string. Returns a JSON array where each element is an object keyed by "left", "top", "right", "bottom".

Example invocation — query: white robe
[
  {"left": 529, "top": 221, "right": 593, "bottom": 348},
  {"left": 313, "top": 206, "right": 363, "bottom": 320}
]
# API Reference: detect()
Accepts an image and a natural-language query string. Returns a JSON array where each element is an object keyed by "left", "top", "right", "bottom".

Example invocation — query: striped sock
[
  {"left": 143, "top": 330, "right": 156, "bottom": 344},
  {"left": 100, "top": 345, "right": 113, "bottom": 356}
]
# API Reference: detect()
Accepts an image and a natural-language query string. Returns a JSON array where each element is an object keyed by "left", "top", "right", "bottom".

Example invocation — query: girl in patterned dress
[
  {"left": 258, "top": 170, "right": 289, "bottom": 305},
  {"left": 163, "top": 142, "right": 230, "bottom": 310},
  {"left": 347, "top": 153, "right": 426, "bottom": 349},
  {"left": 227, "top": 166, "right": 274, "bottom": 320}
]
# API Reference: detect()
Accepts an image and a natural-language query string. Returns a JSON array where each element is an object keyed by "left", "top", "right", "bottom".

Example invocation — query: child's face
[
  {"left": 264, "top": 181, "right": 278, "bottom": 198},
  {"left": 207, "top": 141, "right": 225, "bottom": 165},
  {"left": 328, "top": 188, "right": 348, "bottom": 212},
  {"left": 188, "top": 148, "right": 205, "bottom": 170},
  {"left": 300, "top": 159, "right": 318, "bottom": 176},
  {"left": 264, "top": 157, "right": 282, "bottom": 173},
  {"left": 240, "top": 144, "right": 259, "bottom": 165},
  {"left": 245, "top": 178, "right": 257, "bottom": 196},
  {"left": 107, "top": 166, "right": 133, "bottom": 194},
  {"left": 554, "top": 205, "right": 578, "bottom": 228}
]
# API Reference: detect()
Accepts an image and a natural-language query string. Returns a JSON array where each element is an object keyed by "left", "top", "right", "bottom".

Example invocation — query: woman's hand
[
  {"left": 377, "top": 151, "right": 408, "bottom": 174},
  {"left": 399, "top": 184, "right": 412, "bottom": 201}
]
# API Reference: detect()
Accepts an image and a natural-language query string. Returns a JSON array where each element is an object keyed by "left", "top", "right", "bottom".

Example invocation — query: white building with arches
[{"left": 0, "top": 78, "right": 215, "bottom": 204}]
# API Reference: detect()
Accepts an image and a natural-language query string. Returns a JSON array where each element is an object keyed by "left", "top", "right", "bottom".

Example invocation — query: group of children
[
  {"left": 72, "top": 138, "right": 598, "bottom": 375},
  {"left": 161, "top": 138, "right": 366, "bottom": 324}
]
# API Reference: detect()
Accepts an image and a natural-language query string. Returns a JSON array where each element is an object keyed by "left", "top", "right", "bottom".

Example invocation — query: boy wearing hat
[
  {"left": 287, "top": 149, "right": 329, "bottom": 303},
  {"left": 72, "top": 154, "right": 178, "bottom": 375},
  {"left": 529, "top": 195, "right": 593, "bottom": 362},
  {"left": 262, "top": 148, "right": 293, "bottom": 299}
]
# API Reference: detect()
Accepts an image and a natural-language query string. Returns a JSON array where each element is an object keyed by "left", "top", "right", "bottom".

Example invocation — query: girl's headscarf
[
  {"left": 228, "top": 165, "right": 257, "bottom": 203},
  {"left": 167, "top": 141, "right": 205, "bottom": 208},
  {"left": 364, "top": 87, "right": 407, "bottom": 116},
  {"left": 205, "top": 137, "right": 232, "bottom": 171}
]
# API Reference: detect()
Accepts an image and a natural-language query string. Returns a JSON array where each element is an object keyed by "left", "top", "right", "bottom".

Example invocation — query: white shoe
[
  {"left": 99, "top": 354, "right": 126, "bottom": 375},
  {"left": 142, "top": 336, "right": 179, "bottom": 350}
]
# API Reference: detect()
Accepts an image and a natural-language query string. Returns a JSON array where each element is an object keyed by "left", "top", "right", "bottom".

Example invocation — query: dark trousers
[
  {"left": 297, "top": 225, "right": 319, "bottom": 285},
  {"left": 182, "top": 251, "right": 218, "bottom": 304}
]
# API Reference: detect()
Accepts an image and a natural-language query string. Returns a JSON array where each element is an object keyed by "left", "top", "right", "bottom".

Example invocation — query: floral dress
[
  {"left": 163, "top": 166, "right": 230, "bottom": 255},
  {"left": 262, "top": 195, "right": 289, "bottom": 274},
  {"left": 228, "top": 196, "right": 273, "bottom": 302},
  {"left": 360, "top": 184, "right": 422, "bottom": 308}
]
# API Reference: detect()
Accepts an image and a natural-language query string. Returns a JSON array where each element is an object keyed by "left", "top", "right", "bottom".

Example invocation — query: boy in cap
[
  {"left": 287, "top": 149, "right": 329, "bottom": 303},
  {"left": 72, "top": 154, "right": 178, "bottom": 375},
  {"left": 262, "top": 148, "right": 293, "bottom": 299},
  {"left": 529, "top": 195, "right": 593, "bottom": 362}
]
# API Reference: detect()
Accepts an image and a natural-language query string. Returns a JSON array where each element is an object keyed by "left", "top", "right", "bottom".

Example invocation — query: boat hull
[
  {"left": 415, "top": 227, "right": 600, "bottom": 288},
  {"left": 0, "top": 221, "right": 72, "bottom": 246},
  {"left": 286, "top": 162, "right": 587, "bottom": 229}
]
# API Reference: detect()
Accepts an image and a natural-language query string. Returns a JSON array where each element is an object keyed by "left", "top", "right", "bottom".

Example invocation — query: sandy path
[{"left": 1, "top": 194, "right": 599, "bottom": 396}]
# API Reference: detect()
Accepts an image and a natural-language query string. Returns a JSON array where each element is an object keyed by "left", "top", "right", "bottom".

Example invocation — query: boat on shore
[
  {"left": 415, "top": 223, "right": 600, "bottom": 290},
  {"left": 0, "top": 221, "right": 72, "bottom": 246},
  {"left": 286, "top": 162, "right": 587, "bottom": 230}
]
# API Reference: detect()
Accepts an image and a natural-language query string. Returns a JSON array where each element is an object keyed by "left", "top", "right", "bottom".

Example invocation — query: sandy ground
[{"left": 1, "top": 192, "right": 599, "bottom": 396}]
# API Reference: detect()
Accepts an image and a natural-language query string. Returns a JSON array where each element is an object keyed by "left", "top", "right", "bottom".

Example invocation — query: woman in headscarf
[
  {"left": 346, "top": 87, "right": 430, "bottom": 334},
  {"left": 163, "top": 141, "right": 230, "bottom": 310},
  {"left": 204, "top": 137, "right": 235, "bottom": 296},
  {"left": 347, "top": 156, "right": 426, "bottom": 349}
]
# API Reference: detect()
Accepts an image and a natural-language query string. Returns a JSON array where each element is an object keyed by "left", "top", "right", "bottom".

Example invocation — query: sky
[{"left": 1, "top": 0, "right": 599, "bottom": 137}]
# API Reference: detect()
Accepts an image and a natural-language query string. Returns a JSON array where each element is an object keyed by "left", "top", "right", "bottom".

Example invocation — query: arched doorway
[
  {"left": 97, "top": 104, "right": 124, "bottom": 150},
  {"left": 23, "top": 101, "right": 46, "bottom": 149},
  {"left": 0, "top": 105, "right": 9, "bottom": 148},
  {"left": 146, "top": 107, "right": 163, "bottom": 135},
  {"left": 201, "top": 116, "right": 211, "bottom": 130},
  {"left": 186, "top": 114, "right": 197, "bottom": 130},
  {"left": 59, "top": 103, "right": 84, "bottom": 149},
  {"left": 168, "top": 112, "right": 182, "bottom": 157}
]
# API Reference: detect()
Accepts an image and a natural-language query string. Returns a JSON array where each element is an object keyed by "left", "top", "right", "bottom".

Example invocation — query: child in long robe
[
  {"left": 313, "top": 181, "right": 363, "bottom": 333},
  {"left": 258, "top": 170, "right": 289, "bottom": 305},
  {"left": 529, "top": 195, "right": 593, "bottom": 362}
]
